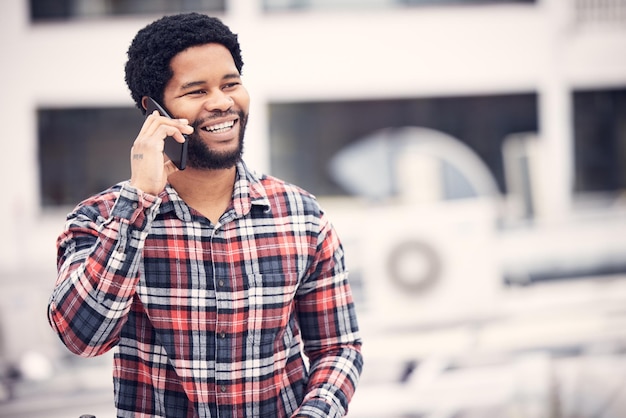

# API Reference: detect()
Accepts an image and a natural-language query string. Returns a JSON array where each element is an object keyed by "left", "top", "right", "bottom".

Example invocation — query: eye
[
  {"left": 223, "top": 83, "right": 239, "bottom": 90},
  {"left": 185, "top": 89, "right": 206, "bottom": 96}
]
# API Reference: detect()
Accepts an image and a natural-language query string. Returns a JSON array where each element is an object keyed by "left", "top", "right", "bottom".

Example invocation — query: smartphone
[{"left": 145, "top": 97, "right": 188, "bottom": 170}]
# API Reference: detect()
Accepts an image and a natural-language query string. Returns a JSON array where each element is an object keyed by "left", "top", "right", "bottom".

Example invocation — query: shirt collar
[{"left": 158, "top": 161, "right": 271, "bottom": 222}]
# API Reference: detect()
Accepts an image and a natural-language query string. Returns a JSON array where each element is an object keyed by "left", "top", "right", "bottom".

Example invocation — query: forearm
[
  {"left": 294, "top": 217, "right": 364, "bottom": 417},
  {"left": 48, "top": 183, "right": 160, "bottom": 356},
  {"left": 294, "top": 344, "right": 363, "bottom": 418}
]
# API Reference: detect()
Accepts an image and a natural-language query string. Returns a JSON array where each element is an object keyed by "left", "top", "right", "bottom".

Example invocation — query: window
[
  {"left": 268, "top": 93, "right": 538, "bottom": 198},
  {"left": 30, "top": 0, "right": 225, "bottom": 22},
  {"left": 38, "top": 107, "right": 141, "bottom": 207},
  {"left": 263, "top": 0, "right": 535, "bottom": 12},
  {"left": 573, "top": 87, "right": 626, "bottom": 194}
]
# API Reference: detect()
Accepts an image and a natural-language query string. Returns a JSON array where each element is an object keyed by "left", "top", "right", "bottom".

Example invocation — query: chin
[
  {"left": 186, "top": 147, "right": 243, "bottom": 170},
  {"left": 186, "top": 116, "right": 247, "bottom": 170}
]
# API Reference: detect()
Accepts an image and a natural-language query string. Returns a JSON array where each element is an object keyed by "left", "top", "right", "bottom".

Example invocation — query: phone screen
[{"left": 145, "top": 97, "right": 188, "bottom": 170}]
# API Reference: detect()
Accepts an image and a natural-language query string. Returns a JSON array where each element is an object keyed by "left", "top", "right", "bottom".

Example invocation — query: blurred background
[{"left": 1, "top": 0, "right": 625, "bottom": 417}]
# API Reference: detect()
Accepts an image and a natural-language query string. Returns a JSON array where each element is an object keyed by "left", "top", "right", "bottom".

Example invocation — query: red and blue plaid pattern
[{"left": 48, "top": 162, "right": 363, "bottom": 417}]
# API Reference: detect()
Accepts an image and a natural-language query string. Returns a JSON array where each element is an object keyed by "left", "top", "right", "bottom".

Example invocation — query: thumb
[{"left": 163, "top": 160, "right": 179, "bottom": 179}]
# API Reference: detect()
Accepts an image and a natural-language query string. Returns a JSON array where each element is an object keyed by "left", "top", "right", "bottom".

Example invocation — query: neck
[{"left": 168, "top": 165, "right": 237, "bottom": 223}]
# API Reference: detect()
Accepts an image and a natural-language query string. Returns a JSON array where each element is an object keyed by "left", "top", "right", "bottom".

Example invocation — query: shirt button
[
  {"left": 218, "top": 280, "right": 225, "bottom": 287},
  {"left": 131, "top": 202, "right": 138, "bottom": 209},
  {"left": 219, "top": 331, "right": 226, "bottom": 339},
  {"left": 220, "top": 385, "right": 227, "bottom": 392}
]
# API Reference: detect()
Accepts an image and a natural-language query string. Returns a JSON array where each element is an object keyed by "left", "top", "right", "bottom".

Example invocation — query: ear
[{"left": 141, "top": 96, "right": 149, "bottom": 111}]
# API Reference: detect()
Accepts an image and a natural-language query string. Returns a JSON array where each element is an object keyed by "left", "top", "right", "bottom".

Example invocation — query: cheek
[{"left": 167, "top": 104, "right": 198, "bottom": 121}]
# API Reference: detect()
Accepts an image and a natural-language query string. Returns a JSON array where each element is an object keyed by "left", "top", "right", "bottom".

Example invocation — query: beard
[{"left": 185, "top": 110, "right": 247, "bottom": 170}]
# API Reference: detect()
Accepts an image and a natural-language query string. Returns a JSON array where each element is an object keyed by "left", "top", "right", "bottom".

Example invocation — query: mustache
[{"left": 191, "top": 110, "right": 242, "bottom": 129}]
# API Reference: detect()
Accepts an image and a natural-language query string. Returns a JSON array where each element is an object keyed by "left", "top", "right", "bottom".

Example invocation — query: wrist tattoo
[{"left": 133, "top": 153, "right": 144, "bottom": 160}]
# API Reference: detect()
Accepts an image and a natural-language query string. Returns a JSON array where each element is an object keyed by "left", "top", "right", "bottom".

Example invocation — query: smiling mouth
[{"left": 202, "top": 120, "right": 236, "bottom": 133}]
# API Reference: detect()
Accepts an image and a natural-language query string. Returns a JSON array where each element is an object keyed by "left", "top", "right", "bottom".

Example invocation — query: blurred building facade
[{"left": 1, "top": 0, "right": 626, "bottom": 416}]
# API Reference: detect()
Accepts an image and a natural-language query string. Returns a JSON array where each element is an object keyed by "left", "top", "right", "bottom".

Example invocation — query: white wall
[{"left": 0, "top": 0, "right": 625, "bottom": 360}]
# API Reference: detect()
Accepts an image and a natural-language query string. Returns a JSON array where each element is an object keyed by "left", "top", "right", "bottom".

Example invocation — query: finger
[
  {"left": 155, "top": 124, "right": 189, "bottom": 146},
  {"left": 163, "top": 159, "right": 179, "bottom": 178},
  {"left": 138, "top": 110, "right": 162, "bottom": 136},
  {"left": 146, "top": 115, "right": 192, "bottom": 140}
]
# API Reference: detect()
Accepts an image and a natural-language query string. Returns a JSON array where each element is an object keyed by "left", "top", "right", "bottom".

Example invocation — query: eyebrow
[{"left": 180, "top": 73, "right": 241, "bottom": 90}]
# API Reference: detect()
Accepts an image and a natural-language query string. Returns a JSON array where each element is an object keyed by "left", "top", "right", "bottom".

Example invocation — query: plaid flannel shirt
[{"left": 48, "top": 161, "right": 363, "bottom": 418}]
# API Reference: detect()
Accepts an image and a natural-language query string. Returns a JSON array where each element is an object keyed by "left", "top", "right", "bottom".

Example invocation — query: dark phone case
[{"left": 145, "top": 97, "right": 188, "bottom": 170}]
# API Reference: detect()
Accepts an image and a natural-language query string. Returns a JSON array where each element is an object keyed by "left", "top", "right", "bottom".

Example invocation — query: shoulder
[
  {"left": 67, "top": 182, "right": 125, "bottom": 221},
  {"left": 258, "top": 172, "right": 315, "bottom": 199},
  {"left": 256, "top": 172, "right": 322, "bottom": 214}
]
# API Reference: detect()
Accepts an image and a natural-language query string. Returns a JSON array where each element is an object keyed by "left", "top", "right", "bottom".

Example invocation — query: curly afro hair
[{"left": 125, "top": 13, "right": 244, "bottom": 114}]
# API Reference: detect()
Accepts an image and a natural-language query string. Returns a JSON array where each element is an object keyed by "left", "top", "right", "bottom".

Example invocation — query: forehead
[{"left": 169, "top": 43, "right": 238, "bottom": 78}]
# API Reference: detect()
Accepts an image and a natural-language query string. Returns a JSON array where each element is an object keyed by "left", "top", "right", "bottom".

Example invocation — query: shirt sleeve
[
  {"left": 47, "top": 182, "right": 161, "bottom": 357},
  {"left": 293, "top": 213, "right": 364, "bottom": 418}
]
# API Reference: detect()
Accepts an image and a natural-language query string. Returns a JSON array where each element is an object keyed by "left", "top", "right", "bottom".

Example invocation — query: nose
[{"left": 203, "top": 90, "right": 234, "bottom": 113}]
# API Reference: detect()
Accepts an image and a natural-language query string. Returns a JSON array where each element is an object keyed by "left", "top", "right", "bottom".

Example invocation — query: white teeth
[{"left": 204, "top": 120, "right": 234, "bottom": 133}]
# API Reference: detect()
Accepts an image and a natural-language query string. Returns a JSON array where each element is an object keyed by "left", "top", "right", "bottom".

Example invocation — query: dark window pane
[
  {"left": 573, "top": 87, "right": 626, "bottom": 193},
  {"left": 30, "top": 0, "right": 73, "bottom": 20},
  {"left": 30, "top": 0, "right": 225, "bottom": 22},
  {"left": 38, "top": 107, "right": 141, "bottom": 207},
  {"left": 268, "top": 93, "right": 538, "bottom": 197}
]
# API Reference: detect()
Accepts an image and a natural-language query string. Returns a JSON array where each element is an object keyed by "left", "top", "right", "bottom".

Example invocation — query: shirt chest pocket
[{"left": 246, "top": 273, "right": 299, "bottom": 346}]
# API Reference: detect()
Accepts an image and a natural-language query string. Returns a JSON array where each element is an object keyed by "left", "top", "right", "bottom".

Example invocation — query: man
[{"left": 48, "top": 13, "right": 363, "bottom": 418}]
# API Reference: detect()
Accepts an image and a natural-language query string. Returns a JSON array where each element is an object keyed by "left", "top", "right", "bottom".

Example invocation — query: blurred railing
[{"left": 575, "top": 0, "right": 626, "bottom": 27}]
